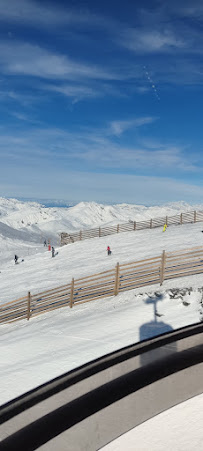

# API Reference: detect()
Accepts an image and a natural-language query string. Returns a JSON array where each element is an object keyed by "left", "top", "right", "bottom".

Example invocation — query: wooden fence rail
[
  {"left": 1, "top": 245, "right": 203, "bottom": 326},
  {"left": 60, "top": 210, "right": 203, "bottom": 245}
]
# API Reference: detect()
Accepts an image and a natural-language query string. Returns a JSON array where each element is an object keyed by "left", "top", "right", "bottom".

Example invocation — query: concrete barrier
[{"left": 0, "top": 322, "right": 203, "bottom": 450}]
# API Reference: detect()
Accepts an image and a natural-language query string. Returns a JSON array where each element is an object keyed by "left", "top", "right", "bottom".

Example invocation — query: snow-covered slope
[
  {"left": 1, "top": 197, "right": 203, "bottom": 406},
  {"left": 1, "top": 219, "right": 203, "bottom": 304}
]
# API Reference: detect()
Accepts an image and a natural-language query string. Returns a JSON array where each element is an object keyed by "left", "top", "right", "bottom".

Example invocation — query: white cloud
[
  {"left": 109, "top": 117, "right": 157, "bottom": 136},
  {"left": 0, "top": 125, "right": 200, "bottom": 175},
  {"left": 44, "top": 84, "right": 100, "bottom": 103},
  {"left": 0, "top": 120, "right": 202, "bottom": 204},
  {"left": 60, "top": 172, "right": 203, "bottom": 204},
  {"left": 42, "top": 81, "right": 128, "bottom": 103},
  {"left": 11, "top": 111, "right": 30, "bottom": 121},
  {"left": 0, "top": 89, "right": 42, "bottom": 108},
  {"left": 169, "top": 0, "right": 203, "bottom": 19},
  {"left": 0, "top": 168, "right": 203, "bottom": 205},
  {"left": 0, "top": 22, "right": 201, "bottom": 90},
  {"left": 10, "top": 111, "right": 41, "bottom": 124},
  {"left": 136, "top": 86, "right": 150, "bottom": 94},
  {"left": 0, "top": 41, "right": 119, "bottom": 81},
  {"left": 120, "top": 28, "right": 185, "bottom": 53},
  {"left": 0, "top": 0, "right": 96, "bottom": 28}
]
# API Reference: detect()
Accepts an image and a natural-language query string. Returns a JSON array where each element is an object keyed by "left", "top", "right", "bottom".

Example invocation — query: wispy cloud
[
  {"left": 136, "top": 86, "right": 150, "bottom": 94},
  {"left": 1, "top": 167, "right": 203, "bottom": 205},
  {"left": 10, "top": 111, "right": 41, "bottom": 124},
  {"left": 0, "top": 41, "right": 120, "bottom": 81},
  {"left": 44, "top": 84, "right": 101, "bottom": 103},
  {"left": 123, "top": 2, "right": 203, "bottom": 54},
  {"left": 109, "top": 117, "right": 157, "bottom": 136},
  {"left": 167, "top": 0, "right": 203, "bottom": 19},
  {"left": 11, "top": 111, "right": 31, "bottom": 121},
  {"left": 0, "top": 8, "right": 202, "bottom": 91},
  {"left": 111, "top": 2, "right": 203, "bottom": 87},
  {"left": 0, "top": 124, "right": 200, "bottom": 175},
  {"left": 0, "top": 0, "right": 98, "bottom": 28},
  {"left": 43, "top": 81, "right": 127, "bottom": 103},
  {"left": 120, "top": 29, "right": 185, "bottom": 53},
  {"left": 59, "top": 172, "right": 203, "bottom": 204},
  {"left": 0, "top": 90, "right": 49, "bottom": 117}
]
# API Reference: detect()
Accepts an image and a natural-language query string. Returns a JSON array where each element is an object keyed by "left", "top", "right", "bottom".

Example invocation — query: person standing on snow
[
  {"left": 52, "top": 246, "right": 55, "bottom": 257},
  {"left": 107, "top": 246, "right": 111, "bottom": 255},
  {"left": 14, "top": 255, "right": 18, "bottom": 264},
  {"left": 163, "top": 223, "right": 167, "bottom": 232}
]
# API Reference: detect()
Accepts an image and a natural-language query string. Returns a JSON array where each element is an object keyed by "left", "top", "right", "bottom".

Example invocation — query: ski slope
[
  {"left": 1, "top": 218, "right": 203, "bottom": 304},
  {"left": 0, "top": 198, "right": 203, "bottom": 405}
]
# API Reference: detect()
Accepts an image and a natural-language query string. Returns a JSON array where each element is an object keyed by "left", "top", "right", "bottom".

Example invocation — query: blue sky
[{"left": 1, "top": 0, "right": 203, "bottom": 205}]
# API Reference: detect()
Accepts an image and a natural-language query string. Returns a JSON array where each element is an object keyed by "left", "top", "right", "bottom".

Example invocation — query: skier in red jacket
[{"left": 107, "top": 246, "right": 111, "bottom": 255}]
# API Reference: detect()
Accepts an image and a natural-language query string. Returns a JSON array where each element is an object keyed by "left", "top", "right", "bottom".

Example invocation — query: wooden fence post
[
  {"left": 117, "top": 224, "right": 119, "bottom": 233},
  {"left": 150, "top": 219, "right": 152, "bottom": 229},
  {"left": 166, "top": 216, "right": 168, "bottom": 226},
  {"left": 134, "top": 221, "right": 136, "bottom": 230},
  {"left": 180, "top": 213, "right": 183, "bottom": 225},
  {"left": 114, "top": 263, "right": 120, "bottom": 296},
  {"left": 27, "top": 291, "right": 31, "bottom": 320},
  {"left": 80, "top": 230, "right": 82, "bottom": 241},
  {"left": 70, "top": 278, "right": 74, "bottom": 308},
  {"left": 99, "top": 227, "right": 101, "bottom": 237},
  {"left": 194, "top": 211, "right": 197, "bottom": 223},
  {"left": 160, "top": 250, "right": 166, "bottom": 286}
]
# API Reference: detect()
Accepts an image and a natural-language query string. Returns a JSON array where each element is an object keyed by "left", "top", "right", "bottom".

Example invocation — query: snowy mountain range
[
  {"left": 0, "top": 196, "right": 203, "bottom": 265},
  {"left": 1, "top": 197, "right": 203, "bottom": 232}
]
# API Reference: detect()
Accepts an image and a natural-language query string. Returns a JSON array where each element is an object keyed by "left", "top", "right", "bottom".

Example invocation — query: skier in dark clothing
[
  {"left": 107, "top": 246, "right": 111, "bottom": 255},
  {"left": 44, "top": 239, "right": 47, "bottom": 247},
  {"left": 14, "top": 255, "right": 18, "bottom": 264},
  {"left": 52, "top": 246, "right": 55, "bottom": 257}
]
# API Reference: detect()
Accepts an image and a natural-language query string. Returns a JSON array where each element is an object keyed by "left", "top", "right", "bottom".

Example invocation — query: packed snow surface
[{"left": 0, "top": 198, "right": 203, "bottom": 406}]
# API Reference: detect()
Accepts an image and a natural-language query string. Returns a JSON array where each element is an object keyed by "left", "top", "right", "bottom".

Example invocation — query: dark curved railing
[{"left": 0, "top": 322, "right": 203, "bottom": 450}]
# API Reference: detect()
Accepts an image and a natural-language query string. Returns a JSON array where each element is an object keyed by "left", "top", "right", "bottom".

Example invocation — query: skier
[
  {"left": 44, "top": 239, "right": 47, "bottom": 247},
  {"left": 107, "top": 246, "right": 111, "bottom": 255},
  {"left": 14, "top": 255, "right": 18, "bottom": 264},
  {"left": 163, "top": 223, "right": 167, "bottom": 232},
  {"left": 52, "top": 246, "right": 55, "bottom": 258}
]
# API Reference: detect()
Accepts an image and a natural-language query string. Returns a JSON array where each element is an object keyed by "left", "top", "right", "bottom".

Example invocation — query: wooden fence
[
  {"left": 1, "top": 245, "right": 203, "bottom": 325},
  {"left": 60, "top": 210, "right": 203, "bottom": 245}
]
